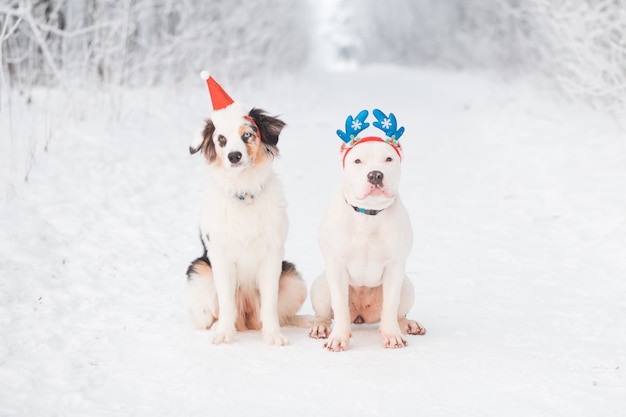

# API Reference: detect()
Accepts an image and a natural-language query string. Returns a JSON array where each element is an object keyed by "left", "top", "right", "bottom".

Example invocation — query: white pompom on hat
[{"left": 190, "top": 71, "right": 247, "bottom": 152}]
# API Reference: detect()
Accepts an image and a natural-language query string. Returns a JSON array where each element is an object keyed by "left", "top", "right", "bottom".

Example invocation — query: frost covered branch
[
  {"left": 340, "top": 0, "right": 626, "bottom": 111},
  {"left": 0, "top": 0, "right": 311, "bottom": 92},
  {"left": 526, "top": 0, "right": 626, "bottom": 111},
  {"left": 20, "top": 2, "right": 66, "bottom": 88}
]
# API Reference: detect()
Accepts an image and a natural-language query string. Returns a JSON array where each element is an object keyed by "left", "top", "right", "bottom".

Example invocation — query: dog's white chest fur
[
  {"left": 344, "top": 240, "right": 388, "bottom": 287},
  {"left": 319, "top": 189, "right": 413, "bottom": 287},
  {"left": 200, "top": 167, "right": 288, "bottom": 284}
]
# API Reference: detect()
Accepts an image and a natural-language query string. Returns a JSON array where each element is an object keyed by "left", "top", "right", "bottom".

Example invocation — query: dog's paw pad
[
  {"left": 211, "top": 331, "right": 234, "bottom": 345},
  {"left": 382, "top": 334, "right": 408, "bottom": 349},
  {"left": 264, "top": 332, "right": 289, "bottom": 346},
  {"left": 400, "top": 319, "right": 426, "bottom": 335},
  {"left": 323, "top": 335, "right": 350, "bottom": 352},
  {"left": 309, "top": 324, "right": 330, "bottom": 339}
]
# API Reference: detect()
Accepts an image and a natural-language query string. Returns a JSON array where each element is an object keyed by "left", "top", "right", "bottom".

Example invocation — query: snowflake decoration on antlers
[{"left": 336, "top": 109, "right": 405, "bottom": 147}]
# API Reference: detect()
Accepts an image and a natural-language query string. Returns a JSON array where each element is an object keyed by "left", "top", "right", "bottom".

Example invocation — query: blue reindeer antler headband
[{"left": 336, "top": 109, "right": 405, "bottom": 166}]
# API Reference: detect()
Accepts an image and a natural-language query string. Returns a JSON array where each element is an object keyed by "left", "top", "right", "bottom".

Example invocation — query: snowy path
[{"left": 1, "top": 67, "right": 625, "bottom": 416}]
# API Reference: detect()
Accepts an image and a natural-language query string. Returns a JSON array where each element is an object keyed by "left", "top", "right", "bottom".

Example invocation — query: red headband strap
[
  {"left": 342, "top": 136, "right": 402, "bottom": 167},
  {"left": 244, "top": 115, "right": 261, "bottom": 142}
]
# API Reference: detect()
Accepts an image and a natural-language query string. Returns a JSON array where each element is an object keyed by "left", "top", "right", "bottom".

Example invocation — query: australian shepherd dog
[{"left": 186, "top": 99, "right": 307, "bottom": 346}]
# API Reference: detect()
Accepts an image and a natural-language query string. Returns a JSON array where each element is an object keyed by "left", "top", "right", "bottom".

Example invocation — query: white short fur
[{"left": 309, "top": 140, "right": 426, "bottom": 351}]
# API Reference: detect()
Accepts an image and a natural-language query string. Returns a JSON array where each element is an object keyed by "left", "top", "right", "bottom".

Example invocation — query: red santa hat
[
  {"left": 201, "top": 70, "right": 234, "bottom": 111},
  {"left": 190, "top": 71, "right": 248, "bottom": 151}
]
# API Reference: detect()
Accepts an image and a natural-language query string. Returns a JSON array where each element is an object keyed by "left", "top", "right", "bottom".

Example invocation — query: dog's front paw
[
  {"left": 324, "top": 331, "right": 350, "bottom": 352},
  {"left": 211, "top": 325, "right": 235, "bottom": 345},
  {"left": 399, "top": 318, "right": 426, "bottom": 335},
  {"left": 211, "top": 331, "right": 234, "bottom": 345},
  {"left": 381, "top": 333, "right": 408, "bottom": 349},
  {"left": 309, "top": 320, "right": 331, "bottom": 339},
  {"left": 263, "top": 331, "right": 289, "bottom": 346}
]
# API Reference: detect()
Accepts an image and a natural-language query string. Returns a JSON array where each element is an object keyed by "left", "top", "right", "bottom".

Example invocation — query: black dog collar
[{"left": 349, "top": 202, "right": 384, "bottom": 216}]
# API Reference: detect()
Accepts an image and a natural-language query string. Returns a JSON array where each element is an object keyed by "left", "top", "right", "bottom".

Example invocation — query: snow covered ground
[{"left": 1, "top": 67, "right": 625, "bottom": 416}]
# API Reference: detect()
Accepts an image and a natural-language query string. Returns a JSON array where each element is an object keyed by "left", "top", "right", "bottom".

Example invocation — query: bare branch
[{"left": 19, "top": 2, "right": 66, "bottom": 88}]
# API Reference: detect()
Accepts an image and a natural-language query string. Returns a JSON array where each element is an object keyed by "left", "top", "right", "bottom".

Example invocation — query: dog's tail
[{"left": 285, "top": 314, "right": 314, "bottom": 328}]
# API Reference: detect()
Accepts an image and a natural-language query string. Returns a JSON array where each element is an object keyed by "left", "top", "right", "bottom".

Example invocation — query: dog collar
[
  {"left": 235, "top": 183, "right": 264, "bottom": 202},
  {"left": 235, "top": 192, "right": 255, "bottom": 201},
  {"left": 348, "top": 201, "right": 384, "bottom": 216}
]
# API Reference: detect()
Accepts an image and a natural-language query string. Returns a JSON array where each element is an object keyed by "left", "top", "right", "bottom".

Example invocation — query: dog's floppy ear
[
  {"left": 189, "top": 119, "right": 217, "bottom": 162},
  {"left": 340, "top": 143, "right": 350, "bottom": 161},
  {"left": 247, "top": 108, "right": 286, "bottom": 147}
]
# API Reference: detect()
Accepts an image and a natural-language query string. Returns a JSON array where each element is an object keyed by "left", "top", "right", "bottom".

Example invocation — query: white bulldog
[{"left": 309, "top": 109, "right": 426, "bottom": 351}]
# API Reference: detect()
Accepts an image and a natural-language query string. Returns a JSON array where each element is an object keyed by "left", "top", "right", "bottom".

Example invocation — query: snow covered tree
[
  {"left": 328, "top": 0, "right": 626, "bottom": 111},
  {"left": 2, "top": 0, "right": 624, "bottom": 110},
  {"left": 0, "top": 0, "right": 311, "bottom": 93}
]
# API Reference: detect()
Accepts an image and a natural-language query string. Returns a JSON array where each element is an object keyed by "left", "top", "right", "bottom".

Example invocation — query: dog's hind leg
[
  {"left": 308, "top": 274, "right": 333, "bottom": 339},
  {"left": 187, "top": 257, "right": 219, "bottom": 330},
  {"left": 397, "top": 278, "right": 426, "bottom": 336},
  {"left": 277, "top": 261, "right": 308, "bottom": 327}
]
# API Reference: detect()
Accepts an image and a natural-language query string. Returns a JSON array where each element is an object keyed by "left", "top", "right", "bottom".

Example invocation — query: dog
[
  {"left": 309, "top": 109, "right": 426, "bottom": 351},
  {"left": 186, "top": 74, "right": 306, "bottom": 346}
]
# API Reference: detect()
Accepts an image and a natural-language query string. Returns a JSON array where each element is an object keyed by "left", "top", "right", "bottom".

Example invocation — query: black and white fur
[{"left": 187, "top": 102, "right": 307, "bottom": 346}]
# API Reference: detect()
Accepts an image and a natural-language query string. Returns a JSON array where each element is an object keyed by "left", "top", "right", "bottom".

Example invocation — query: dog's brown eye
[
  {"left": 386, "top": 157, "right": 393, "bottom": 162},
  {"left": 354, "top": 159, "right": 362, "bottom": 164},
  {"left": 218, "top": 135, "right": 227, "bottom": 147}
]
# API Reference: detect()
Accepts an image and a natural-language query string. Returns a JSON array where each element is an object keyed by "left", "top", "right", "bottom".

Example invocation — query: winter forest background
[
  {"left": 2, "top": 0, "right": 626, "bottom": 187},
  {"left": 2, "top": 0, "right": 625, "bottom": 100}
]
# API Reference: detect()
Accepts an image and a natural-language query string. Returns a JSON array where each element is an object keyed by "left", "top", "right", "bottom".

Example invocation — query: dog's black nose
[
  {"left": 367, "top": 170, "right": 384, "bottom": 185},
  {"left": 228, "top": 151, "right": 242, "bottom": 164}
]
